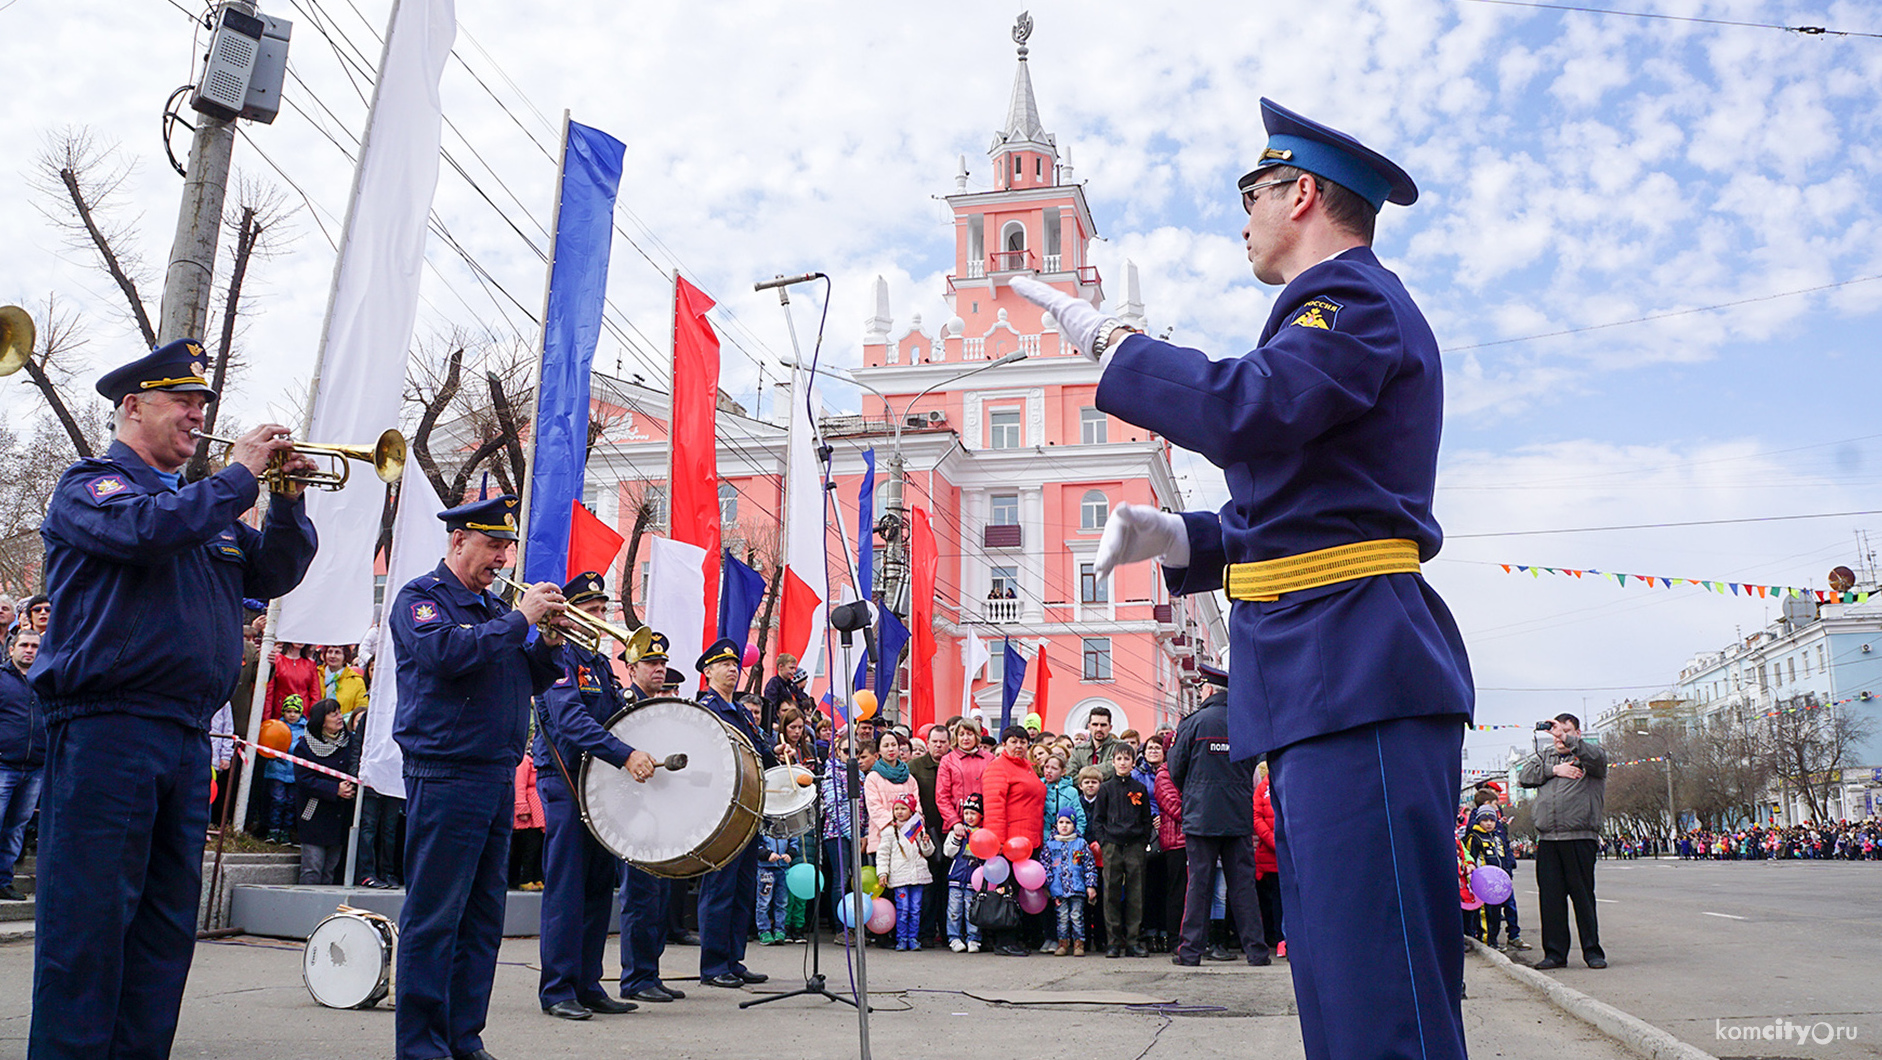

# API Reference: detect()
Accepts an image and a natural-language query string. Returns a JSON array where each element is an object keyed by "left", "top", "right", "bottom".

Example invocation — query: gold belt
[{"left": 1225, "top": 539, "right": 1421, "bottom": 602}]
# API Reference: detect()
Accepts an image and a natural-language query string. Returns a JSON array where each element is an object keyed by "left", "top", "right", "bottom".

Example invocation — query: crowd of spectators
[{"left": 1676, "top": 822, "right": 1882, "bottom": 860}]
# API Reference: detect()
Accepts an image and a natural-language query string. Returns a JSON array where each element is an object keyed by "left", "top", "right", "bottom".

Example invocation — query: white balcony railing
[
  {"left": 1043, "top": 253, "right": 1062, "bottom": 272},
  {"left": 1020, "top": 334, "right": 1041, "bottom": 355},
  {"left": 966, "top": 259, "right": 986, "bottom": 278},
  {"left": 963, "top": 337, "right": 986, "bottom": 360},
  {"left": 983, "top": 598, "right": 1022, "bottom": 624}
]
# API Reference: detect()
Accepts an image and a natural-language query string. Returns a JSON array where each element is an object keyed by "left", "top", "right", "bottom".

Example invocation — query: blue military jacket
[
  {"left": 391, "top": 561, "right": 566, "bottom": 782},
  {"left": 533, "top": 644, "right": 636, "bottom": 777},
  {"left": 1097, "top": 246, "right": 1472, "bottom": 758},
  {"left": 32, "top": 441, "right": 317, "bottom": 729},
  {"left": 697, "top": 688, "right": 777, "bottom": 770},
  {"left": 0, "top": 664, "right": 46, "bottom": 768}
]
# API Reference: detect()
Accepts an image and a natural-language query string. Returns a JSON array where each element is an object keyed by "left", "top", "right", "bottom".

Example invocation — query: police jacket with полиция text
[{"left": 1166, "top": 692, "right": 1256, "bottom": 837}]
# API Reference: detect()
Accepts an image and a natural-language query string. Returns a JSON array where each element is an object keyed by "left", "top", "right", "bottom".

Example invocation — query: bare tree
[
  {"left": 1766, "top": 693, "right": 1874, "bottom": 824},
  {"left": 31, "top": 129, "right": 157, "bottom": 345},
  {"left": 405, "top": 333, "right": 535, "bottom": 504},
  {"left": 10, "top": 295, "right": 100, "bottom": 458}
]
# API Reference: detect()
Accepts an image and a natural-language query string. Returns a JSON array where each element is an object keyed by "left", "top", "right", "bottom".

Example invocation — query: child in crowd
[
  {"left": 756, "top": 832, "right": 798, "bottom": 944},
  {"left": 875, "top": 793, "right": 936, "bottom": 950},
  {"left": 1075, "top": 764, "right": 1106, "bottom": 950},
  {"left": 1042, "top": 808, "right": 1097, "bottom": 956},
  {"left": 1092, "top": 746, "right": 1154, "bottom": 957},
  {"left": 264, "top": 696, "right": 306, "bottom": 844},
  {"left": 943, "top": 793, "right": 986, "bottom": 952}
]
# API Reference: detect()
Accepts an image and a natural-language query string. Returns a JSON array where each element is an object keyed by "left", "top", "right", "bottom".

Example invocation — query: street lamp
[{"left": 1635, "top": 729, "right": 1677, "bottom": 857}]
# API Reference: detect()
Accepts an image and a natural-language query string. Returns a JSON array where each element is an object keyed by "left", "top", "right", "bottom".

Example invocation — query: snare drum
[
  {"left": 580, "top": 696, "right": 763, "bottom": 878},
  {"left": 303, "top": 910, "right": 397, "bottom": 1009},
  {"left": 761, "top": 764, "right": 818, "bottom": 838}
]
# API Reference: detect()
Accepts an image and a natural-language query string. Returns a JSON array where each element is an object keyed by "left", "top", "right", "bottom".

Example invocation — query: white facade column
[{"left": 1021, "top": 486, "right": 1045, "bottom": 622}]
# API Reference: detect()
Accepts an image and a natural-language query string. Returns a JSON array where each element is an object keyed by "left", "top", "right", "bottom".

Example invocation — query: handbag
[{"left": 970, "top": 887, "right": 1022, "bottom": 932}]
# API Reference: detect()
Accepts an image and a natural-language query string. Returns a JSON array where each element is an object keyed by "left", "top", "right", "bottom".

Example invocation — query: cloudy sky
[{"left": 3, "top": 0, "right": 1880, "bottom": 758}]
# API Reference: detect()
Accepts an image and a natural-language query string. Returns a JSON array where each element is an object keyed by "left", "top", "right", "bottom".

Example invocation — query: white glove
[
  {"left": 1095, "top": 503, "right": 1190, "bottom": 578},
  {"left": 1010, "top": 274, "right": 1109, "bottom": 361}
]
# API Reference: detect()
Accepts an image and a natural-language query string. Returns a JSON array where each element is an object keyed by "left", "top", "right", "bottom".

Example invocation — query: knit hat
[
  {"left": 960, "top": 793, "right": 983, "bottom": 815},
  {"left": 1056, "top": 807, "right": 1078, "bottom": 822},
  {"left": 282, "top": 695, "right": 305, "bottom": 714},
  {"left": 893, "top": 793, "right": 920, "bottom": 814}
]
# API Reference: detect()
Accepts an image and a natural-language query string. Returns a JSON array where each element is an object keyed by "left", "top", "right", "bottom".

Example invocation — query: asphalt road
[{"left": 1507, "top": 856, "right": 1882, "bottom": 1059}]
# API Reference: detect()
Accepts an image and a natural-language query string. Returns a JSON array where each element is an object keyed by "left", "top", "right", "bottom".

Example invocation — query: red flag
[
  {"left": 909, "top": 506, "right": 937, "bottom": 731},
  {"left": 566, "top": 499, "right": 625, "bottom": 583},
  {"left": 778, "top": 565, "right": 822, "bottom": 667},
  {"left": 1033, "top": 646, "right": 1052, "bottom": 733},
  {"left": 671, "top": 277, "right": 722, "bottom": 646}
]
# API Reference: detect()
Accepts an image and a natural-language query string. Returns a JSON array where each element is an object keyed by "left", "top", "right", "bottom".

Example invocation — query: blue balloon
[
  {"left": 983, "top": 854, "right": 1011, "bottom": 886},
  {"left": 785, "top": 863, "right": 823, "bottom": 901},
  {"left": 837, "top": 894, "right": 862, "bottom": 929}
]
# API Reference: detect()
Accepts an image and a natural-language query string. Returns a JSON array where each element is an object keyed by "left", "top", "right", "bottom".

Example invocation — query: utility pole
[{"left": 158, "top": 112, "right": 236, "bottom": 343}]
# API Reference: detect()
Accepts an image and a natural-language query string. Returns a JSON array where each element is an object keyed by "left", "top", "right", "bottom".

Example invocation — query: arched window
[
  {"left": 1080, "top": 489, "right": 1108, "bottom": 531},
  {"left": 1004, "top": 222, "right": 1026, "bottom": 253},
  {"left": 719, "top": 483, "right": 737, "bottom": 524}
]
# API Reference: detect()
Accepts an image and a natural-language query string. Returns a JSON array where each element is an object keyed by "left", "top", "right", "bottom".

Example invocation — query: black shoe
[
  {"left": 733, "top": 968, "right": 768, "bottom": 984},
  {"left": 455, "top": 1051, "right": 500, "bottom": 1060},
  {"left": 579, "top": 995, "right": 638, "bottom": 1014},
  {"left": 1106, "top": 946, "right": 1123, "bottom": 958},
  {"left": 628, "top": 986, "right": 675, "bottom": 1003},
  {"left": 658, "top": 983, "right": 686, "bottom": 999},
  {"left": 1586, "top": 957, "right": 1607, "bottom": 969},
  {"left": 997, "top": 943, "right": 1030, "bottom": 956},
  {"left": 543, "top": 1000, "right": 591, "bottom": 1020},
  {"left": 1170, "top": 954, "right": 1200, "bottom": 966},
  {"left": 1204, "top": 946, "right": 1238, "bottom": 962},
  {"left": 669, "top": 931, "right": 701, "bottom": 946},
  {"left": 1530, "top": 957, "right": 1566, "bottom": 970},
  {"left": 1246, "top": 954, "right": 1272, "bottom": 967},
  {"left": 701, "top": 973, "right": 746, "bottom": 988},
  {"left": 1126, "top": 943, "right": 1149, "bottom": 958},
  {"left": 0, "top": 885, "right": 25, "bottom": 901}
]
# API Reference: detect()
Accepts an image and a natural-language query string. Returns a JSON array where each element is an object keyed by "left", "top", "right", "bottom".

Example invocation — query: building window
[
  {"left": 989, "top": 409, "right": 1021, "bottom": 449},
  {"left": 1082, "top": 637, "right": 1112, "bottom": 681},
  {"left": 987, "top": 648, "right": 1004, "bottom": 687},
  {"left": 990, "top": 494, "right": 1019, "bottom": 526},
  {"left": 719, "top": 483, "right": 737, "bottom": 524},
  {"left": 646, "top": 485, "right": 668, "bottom": 528},
  {"left": 991, "top": 565, "right": 1018, "bottom": 596},
  {"left": 583, "top": 480, "right": 599, "bottom": 512},
  {"left": 1080, "top": 490, "right": 1109, "bottom": 531},
  {"left": 639, "top": 560, "right": 652, "bottom": 601},
  {"left": 1079, "top": 407, "right": 1107, "bottom": 444},
  {"left": 1788, "top": 658, "right": 1796, "bottom": 684},
  {"left": 1818, "top": 645, "right": 1826, "bottom": 672},
  {"left": 1080, "top": 562, "right": 1107, "bottom": 604}
]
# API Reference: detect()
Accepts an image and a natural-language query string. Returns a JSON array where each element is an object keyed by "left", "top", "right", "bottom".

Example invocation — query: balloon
[
  {"left": 1018, "top": 886, "right": 1049, "bottom": 914},
  {"left": 742, "top": 644, "right": 760, "bottom": 667},
  {"left": 857, "top": 865, "right": 880, "bottom": 897},
  {"left": 866, "top": 896, "right": 896, "bottom": 934},
  {"left": 969, "top": 866, "right": 986, "bottom": 891},
  {"left": 837, "top": 895, "right": 862, "bottom": 928},
  {"left": 786, "top": 863, "right": 823, "bottom": 900},
  {"left": 967, "top": 828, "right": 1000, "bottom": 860},
  {"left": 853, "top": 689, "right": 879, "bottom": 720},
  {"left": 1012, "top": 858, "right": 1046, "bottom": 891},
  {"left": 982, "top": 855, "right": 1011, "bottom": 886},
  {"left": 258, "top": 718, "right": 291, "bottom": 758},
  {"left": 1003, "top": 835, "right": 1034, "bottom": 863},
  {"left": 1469, "top": 865, "right": 1513, "bottom": 906},
  {"left": 1460, "top": 893, "right": 1483, "bottom": 911}
]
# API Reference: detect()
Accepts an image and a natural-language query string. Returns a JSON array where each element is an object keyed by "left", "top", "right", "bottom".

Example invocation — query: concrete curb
[{"left": 1468, "top": 939, "right": 1717, "bottom": 1060}]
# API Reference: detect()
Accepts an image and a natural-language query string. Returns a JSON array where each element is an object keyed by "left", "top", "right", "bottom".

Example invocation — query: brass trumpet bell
[
  {"left": 189, "top": 427, "right": 407, "bottom": 491},
  {"left": 0, "top": 306, "right": 36, "bottom": 377},
  {"left": 494, "top": 572, "right": 652, "bottom": 658}
]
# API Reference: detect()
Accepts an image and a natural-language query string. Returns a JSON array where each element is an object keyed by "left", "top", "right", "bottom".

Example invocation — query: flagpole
[{"left": 513, "top": 109, "right": 573, "bottom": 584}]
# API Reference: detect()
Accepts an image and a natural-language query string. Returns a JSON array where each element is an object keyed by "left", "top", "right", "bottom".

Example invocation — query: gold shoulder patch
[{"left": 1288, "top": 296, "right": 1344, "bottom": 330}]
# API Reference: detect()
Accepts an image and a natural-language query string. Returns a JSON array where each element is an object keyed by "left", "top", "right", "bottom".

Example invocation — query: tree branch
[
  {"left": 19, "top": 357, "right": 94, "bottom": 459},
  {"left": 486, "top": 370, "right": 528, "bottom": 490},
  {"left": 60, "top": 167, "right": 155, "bottom": 346},
  {"left": 188, "top": 207, "right": 260, "bottom": 481},
  {"left": 410, "top": 346, "right": 465, "bottom": 502}
]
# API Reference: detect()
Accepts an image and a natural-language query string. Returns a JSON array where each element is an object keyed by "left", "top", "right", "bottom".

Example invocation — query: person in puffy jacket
[
  {"left": 1252, "top": 761, "right": 1283, "bottom": 952},
  {"left": 934, "top": 721, "right": 992, "bottom": 831},
  {"left": 1040, "top": 753, "right": 1086, "bottom": 837},
  {"left": 291, "top": 698, "right": 356, "bottom": 884},
  {"left": 875, "top": 794, "right": 935, "bottom": 950}
]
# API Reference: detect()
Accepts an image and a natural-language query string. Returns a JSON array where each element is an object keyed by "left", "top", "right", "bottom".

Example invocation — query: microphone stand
[{"left": 739, "top": 751, "right": 855, "bottom": 1011}]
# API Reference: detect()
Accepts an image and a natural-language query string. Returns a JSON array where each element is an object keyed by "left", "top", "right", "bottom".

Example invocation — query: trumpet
[
  {"left": 0, "top": 305, "right": 36, "bottom": 377},
  {"left": 493, "top": 572, "right": 654, "bottom": 661},
  {"left": 189, "top": 428, "right": 407, "bottom": 491}
]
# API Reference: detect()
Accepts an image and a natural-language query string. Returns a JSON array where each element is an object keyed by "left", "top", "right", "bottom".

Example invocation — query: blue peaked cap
[{"left": 1239, "top": 98, "right": 1417, "bottom": 211}]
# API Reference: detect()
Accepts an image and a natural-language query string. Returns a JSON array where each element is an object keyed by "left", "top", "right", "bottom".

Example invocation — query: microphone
[{"left": 753, "top": 271, "right": 826, "bottom": 291}]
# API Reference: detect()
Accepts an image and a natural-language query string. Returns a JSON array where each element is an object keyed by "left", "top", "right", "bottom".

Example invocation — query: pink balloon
[
  {"left": 1018, "top": 886, "right": 1049, "bottom": 915},
  {"left": 866, "top": 895, "right": 896, "bottom": 934},
  {"left": 742, "top": 644, "right": 760, "bottom": 667},
  {"left": 1012, "top": 858, "right": 1047, "bottom": 892},
  {"left": 969, "top": 866, "right": 986, "bottom": 891}
]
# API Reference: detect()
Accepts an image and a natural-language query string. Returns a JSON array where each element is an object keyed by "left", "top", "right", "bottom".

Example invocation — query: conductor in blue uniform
[
  {"left": 1014, "top": 99, "right": 1474, "bottom": 1060},
  {"left": 535, "top": 571, "right": 651, "bottom": 1020},
  {"left": 30, "top": 340, "right": 318, "bottom": 1059},
  {"left": 692, "top": 637, "right": 777, "bottom": 989},
  {"left": 616, "top": 630, "right": 689, "bottom": 1003},
  {"left": 390, "top": 495, "right": 569, "bottom": 1060}
]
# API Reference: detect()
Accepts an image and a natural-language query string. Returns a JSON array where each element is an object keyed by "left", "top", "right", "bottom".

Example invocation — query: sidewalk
[{"left": 0, "top": 934, "right": 1657, "bottom": 1060}]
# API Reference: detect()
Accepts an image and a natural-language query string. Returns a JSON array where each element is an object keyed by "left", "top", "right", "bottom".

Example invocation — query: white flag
[
  {"left": 962, "top": 630, "right": 989, "bottom": 719},
  {"left": 357, "top": 470, "right": 449, "bottom": 799},
  {"left": 646, "top": 537, "right": 710, "bottom": 683}
]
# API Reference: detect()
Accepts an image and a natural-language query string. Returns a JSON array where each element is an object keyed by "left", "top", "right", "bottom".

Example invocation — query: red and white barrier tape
[{"left": 211, "top": 732, "right": 361, "bottom": 785}]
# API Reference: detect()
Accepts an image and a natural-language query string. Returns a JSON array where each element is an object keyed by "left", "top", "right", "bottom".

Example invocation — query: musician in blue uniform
[
  {"left": 29, "top": 340, "right": 318, "bottom": 1059},
  {"left": 534, "top": 572, "right": 651, "bottom": 1020},
  {"left": 692, "top": 637, "right": 777, "bottom": 989},
  {"left": 616, "top": 630, "right": 690, "bottom": 1003},
  {"left": 390, "top": 495, "right": 569, "bottom": 1060},
  {"left": 1013, "top": 99, "right": 1473, "bottom": 1060}
]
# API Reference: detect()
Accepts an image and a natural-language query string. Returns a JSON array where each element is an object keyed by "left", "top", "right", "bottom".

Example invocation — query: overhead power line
[
  {"left": 1450, "top": 509, "right": 1882, "bottom": 539},
  {"left": 1456, "top": 0, "right": 1882, "bottom": 39}
]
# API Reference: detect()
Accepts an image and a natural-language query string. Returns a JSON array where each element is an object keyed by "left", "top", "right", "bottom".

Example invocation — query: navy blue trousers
[
  {"left": 31, "top": 715, "right": 209, "bottom": 1060},
  {"left": 618, "top": 866, "right": 670, "bottom": 993},
  {"left": 696, "top": 838, "right": 758, "bottom": 980},
  {"left": 536, "top": 769, "right": 620, "bottom": 1008},
  {"left": 396, "top": 775, "right": 511, "bottom": 1060},
  {"left": 1269, "top": 714, "right": 1468, "bottom": 1060}
]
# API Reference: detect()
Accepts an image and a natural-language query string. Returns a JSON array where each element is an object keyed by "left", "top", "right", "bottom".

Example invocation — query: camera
[{"left": 1535, "top": 720, "right": 1554, "bottom": 732}]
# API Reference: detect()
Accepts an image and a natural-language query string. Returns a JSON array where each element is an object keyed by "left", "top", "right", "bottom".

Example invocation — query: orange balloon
[
  {"left": 259, "top": 718, "right": 291, "bottom": 758},
  {"left": 852, "top": 690, "right": 879, "bottom": 720}
]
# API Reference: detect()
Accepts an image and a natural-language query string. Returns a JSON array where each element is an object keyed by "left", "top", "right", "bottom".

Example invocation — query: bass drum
[
  {"left": 580, "top": 696, "right": 763, "bottom": 878},
  {"left": 303, "top": 910, "right": 396, "bottom": 1009}
]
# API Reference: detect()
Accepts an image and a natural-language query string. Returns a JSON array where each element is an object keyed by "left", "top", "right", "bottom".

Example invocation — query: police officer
[
  {"left": 692, "top": 638, "right": 776, "bottom": 989},
  {"left": 1166, "top": 662, "right": 1267, "bottom": 967},
  {"left": 535, "top": 572, "right": 651, "bottom": 1020},
  {"left": 29, "top": 340, "right": 318, "bottom": 1058},
  {"left": 1013, "top": 100, "right": 1472, "bottom": 1060},
  {"left": 390, "top": 495, "right": 569, "bottom": 1060},
  {"left": 616, "top": 630, "right": 689, "bottom": 1003}
]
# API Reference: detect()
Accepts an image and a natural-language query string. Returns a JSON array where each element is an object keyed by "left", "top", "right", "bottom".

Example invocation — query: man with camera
[{"left": 1516, "top": 713, "right": 1608, "bottom": 970}]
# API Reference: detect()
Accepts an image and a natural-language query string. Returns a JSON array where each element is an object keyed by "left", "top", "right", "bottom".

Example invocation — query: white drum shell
[
  {"left": 760, "top": 765, "right": 819, "bottom": 838},
  {"left": 303, "top": 911, "right": 394, "bottom": 1009}
]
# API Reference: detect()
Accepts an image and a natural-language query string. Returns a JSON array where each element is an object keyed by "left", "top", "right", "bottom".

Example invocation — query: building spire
[
  {"left": 989, "top": 12, "right": 1056, "bottom": 190},
  {"left": 999, "top": 12, "right": 1049, "bottom": 148}
]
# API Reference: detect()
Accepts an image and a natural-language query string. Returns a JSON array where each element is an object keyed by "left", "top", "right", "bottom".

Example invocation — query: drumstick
[{"left": 651, "top": 753, "right": 689, "bottom": 772}]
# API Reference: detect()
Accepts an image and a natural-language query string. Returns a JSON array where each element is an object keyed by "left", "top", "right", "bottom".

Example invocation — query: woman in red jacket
[
  {"left": 1252, "top": 760, "right": 1284, "bottom": 954},
  {"left": 979, "top": 725, "right": 1046, "bottom": 956},
  {"left": 1151, "top": 733, "right": 1187, "bottom": 954}
]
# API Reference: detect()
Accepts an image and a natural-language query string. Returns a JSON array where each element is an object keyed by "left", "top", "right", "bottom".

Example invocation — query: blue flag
[
  {"left": 857, "top": 449, "right": 875, "bottom": 603},
  {"left": 874, "top": 608, "right": 910, "bottom": 704},
  {"left": 522, "top": 120, "right": 626, "bottom": 583},
  {"left": 999, "top": 638, "right": 1027, "bottom": 734},
  {"left": 719, "top": 550, "right": 766, "bottom": 652}
]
